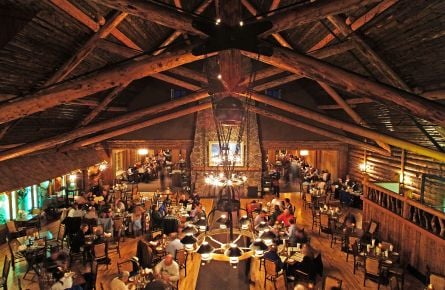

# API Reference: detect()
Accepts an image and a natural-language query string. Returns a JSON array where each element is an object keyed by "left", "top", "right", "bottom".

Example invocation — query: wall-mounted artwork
[{"left": 208, "top": 141, "right": 244, "bottom": 166}]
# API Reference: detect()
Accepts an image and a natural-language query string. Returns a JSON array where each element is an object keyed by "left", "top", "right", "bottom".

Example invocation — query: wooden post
[
  {"left": 400, "top": 149, "right": 406, "bottom": 189},
  {"left": 241, "top": 48, "right": 445, "bottom": 127},
  {"left": 247, "top": 92, "right": 445, "bottom": 162}
]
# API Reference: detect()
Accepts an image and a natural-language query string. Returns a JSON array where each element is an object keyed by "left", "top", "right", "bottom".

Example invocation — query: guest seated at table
[
  {"left": 111, "top": 270, "right": 133, "bottom": 290},
  {"left": 154, "top": 254, "right": 180, "bottom": 286},
  {"left": 131, "top": 204, "right": 145, "bottom": 236},
  {"left": 98, "top": 211, "right": 113, "bottom": 235},
  {"left": 70, "top": 224, "right": 89, "bottom": 253},
  {"left": 84, "top": 206, "right": 98, "bottom": 220},
  {"left": 287, "top": 218, "right": 299, "bottom": 243},
  {"left": 162, "top": 210, "right": 179, "bottom": 235},
  {"left": 269, "top": 205, "right": 282, "bottom": 226},
  {"left": 284, "top": 198, "right": 295, "bottom": 214},
  {"left": 68, "top": 203, "right": 84, "bottom": 218},
  {"left": 291, "top": 244, "right": 316, "bottom": 281},
  {"left": 144, "top": 278, "right": 170, "bottom": 290},
  {"left": 102, "top": 189, "right": 112, "bottom": 204},
  {"left": 50, "top": 267, "right": 75, "bottom": 290},
  {"left": 277, "top": 209, "right": 293, "bottom": 227},
  {"left": 254, "top": 210, "right": 268, "bottom": 226},
  {"left": 150, "top": 205, "right": 163, "bottom": 229},
  {"left": 93, "top": 227, "right": 106, "bottom": 244},
  {"left": 115, "top": 199, "right": 126, "bottom": 213},
  {"left": 190, "top": 192, "right": 200, "bottom": 206},
  {"left": 178, "top": 194, "right": 188, "bottom": 207},
  {"left": 263, "top": 244, "right": 283, "bottom": 272},
  {"left": 247, "top": 200, "right": 260, "bottom": 217},
  {"left": 165, "top": 232, "right": 184, "bottom": 257},
  {"left": 271, "top": 197, "right": 282, "bottom": 208},
  {"left": 190, "top": 203, "right": 205, "bottom": 223}
]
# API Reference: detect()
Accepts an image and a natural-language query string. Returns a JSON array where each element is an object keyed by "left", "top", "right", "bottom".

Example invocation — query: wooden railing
[{"left": 363, "top": 181, "right": 445, "bottom": 239}]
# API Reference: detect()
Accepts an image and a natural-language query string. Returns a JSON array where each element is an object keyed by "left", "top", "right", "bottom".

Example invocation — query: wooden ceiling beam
[
  {"left": 0, "top": 90, "right": 209, "bottom": 161},
  {"left": 94, "top": 0, "right": 205, "bottom": 36},
  {"left": 154, "top": 0, "right": 213, "bottom": 55},
  {"left": 253, "top": 74, "right": 301, "bottom": 91},
  {"left": 96, "top": 39, "right": 141, "bottom": 58},
  {"left": 69, "top": 99, "right": 127, "bottom": 111},
  {"left": 241, "top": 48, "right": 445, "bottom": 127},
  {"left": 309, "top": 0, "right": 398, "bottom": 52},
  {"left": 0, "top": 44, "right": 205, "bottom": 125},
  {"left": 260, "top": 0, "right": 380, "bottom": 37},
  {"left": 76, "top": 82, "right": 130, "bottom": 128},
  {"left": 317, "top": 98, "right": 373, "bottom": 109},
  {"left": 247, "top": 92, "right": 445, "bottom": 162},
  {"left": 318, "top": 81, "right": 391, "bottom": 152},
  {"left": 49, "top": 0, "right": 139, "bottom": 50},
  {"left": 62, "top": 102, "right": 212, "bottom": 151},
  {"left": 251, "top": 106, "right": 390, "bottom": 156},
  {"left": 169, "top": 67, "right": 208, "bottom": 84},
  {"left": 151, "top": 74, "right": 202, "bottom": 91},
  {"left": 44, "top": 11, "right": 128, "bottom": 86}
]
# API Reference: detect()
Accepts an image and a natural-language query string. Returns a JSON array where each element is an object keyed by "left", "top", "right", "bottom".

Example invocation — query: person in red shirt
[{"left": 277, "top": 209, "right": 293, "bottom": 227}]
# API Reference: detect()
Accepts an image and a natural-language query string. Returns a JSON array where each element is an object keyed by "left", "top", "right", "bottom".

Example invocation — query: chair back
[
  {"left": 176, "top": 249, "right": 186, "bottom": 265},
  {"left": 430, "top": 273, "right": 445, "bottom": 290},
  {"left": 367, "top": 220, "right": 379, "bottom": 235},
  {"left": 320, "top": 214, "right": 330, "bottom": 228},
  {"left": 352, "top": 241, "right": 360, "bottom": 256},
  {"left": 264, "top": 258, "right": 278, "bottom": 276},
  {"left": 6, "top": 221, "right": 17, "bottom": 233},
  {"left": 305, "top": 193, "right": 312, "bottom": 203},
  {"left": 57, "top": 224, "right": 66, "bottom": 240},
  {"left": 389, "top": 276, "right": 399, "bottom": 290},
  {"left": 323, "top": 275, "right": 342, "bottom": 290},
  {"left": 94, "top": 243, "right": 107, "bottom": 259},
  {"left": 365, "top": 257, "right": 380, "bottom": 276},
  {"left": 93, "top": 224, "right": 105, "bottom": 235}
]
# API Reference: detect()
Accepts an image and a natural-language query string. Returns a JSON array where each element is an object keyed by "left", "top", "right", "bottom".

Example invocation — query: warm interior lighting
[
  {"left": 299, "top": 150, "right": 309, "bottom": 156},
  {"left": 359, "top": 162, "right": 367, "bottom": 172},
  {"left": 137, "top": 148, "right": 148, "bottom": 155},
  {"left": 68, "top": 174, "right": 77, "bottom": 183}
]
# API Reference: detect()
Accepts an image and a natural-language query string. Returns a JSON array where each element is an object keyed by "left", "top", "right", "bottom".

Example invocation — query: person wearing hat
[{"left": 111, "top": 271, "right": 132, "bottom": 290}]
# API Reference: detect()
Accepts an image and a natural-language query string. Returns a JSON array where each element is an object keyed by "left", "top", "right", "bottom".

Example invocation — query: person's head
[
  {"left": 120, "top": 271, "right": 130, "bottom": 283},
  {"left": 180, "top": 194, "right": 186, "bottom": 200},
  {"left": 95, "top": 226, "right": 104, "bottom": 236},
  {"left": 260, "top": 210, "right": 267, "bottom": 217},
  {"left": 285, "top": 198, "right": 290, "bottom": 205},
  {"left": 284, "top": 209, "right": 290, "bottom": 215},
  {"left": 73, "top": 202, "right": 79, "bottom": 209},
  {"left": 289, "top": 218, "right": 295, "bottom": 225},
  {"left": 80, "top": 224, "right": 89, "bottom": 233},
  {"left": 164, "top": 254, "right": 173, "bottom": 266},
  {"left": 169, "top": 232, "right": 178, "bottom": 241},
  {"left": 269, "top": 244, "right": 278, "bottom": 252}
]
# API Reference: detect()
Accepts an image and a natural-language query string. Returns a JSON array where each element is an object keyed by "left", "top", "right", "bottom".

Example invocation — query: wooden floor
[{"left": 3, "top": 193, "right": 425, "bottom": 289}]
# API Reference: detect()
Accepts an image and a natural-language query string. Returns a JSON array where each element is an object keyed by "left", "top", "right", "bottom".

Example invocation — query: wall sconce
[
  {"left": 359, "top": 162, "right": 372, "bottom": 172},
  {"left": 137, "top": 148, "right": 148, "bottom": 155},
  {"left": 299, "top": 150, "right": 309, "bottom": 156}
]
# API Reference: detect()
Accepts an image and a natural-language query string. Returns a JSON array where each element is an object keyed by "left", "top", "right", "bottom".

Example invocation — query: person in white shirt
[
  {"left": 50, "top": 269, "right": 74, "bottom": 290},
  {"left": 154, "top": 254, "right": 180, "bottom": 286},
  {"left": 67, "top": 203, "right": 84, "bottom": 218},
  {"left": 165, "top": 232, "right": 184, "bottom": 257},
  {"left": 110, "top": 271, "right": 132, "bottom": 290}
]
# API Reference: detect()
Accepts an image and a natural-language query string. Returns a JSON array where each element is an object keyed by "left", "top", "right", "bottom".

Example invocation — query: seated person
[
  {"left": 98, "top": 211, "right": 113, "bottom": 234},
  {"left": 263, "top": 244, "right": 283, "bottom": 272},
  {"left": 50, "top": 267, "right": 74, "bottom": 290},
  {"left": 246, "top": 200, "right": 260, "bottom": 216},
  {"left": 268, "top": 205, "right": 282, "bottom": 226},
  {"left": 277, "top": 209, "right": 293, "bottom": 227},
  {"left": 178, "top": 194, "right": 188, "bottom": 207},
  {"left": 289, "top": 244, "right": 316, "bottom": 281},
  {"left": 150, "top": 205, "right": 163, "bottom": 229},
  {"left": 110, "top": 270, "right": 133, "bottom": 290},
  {"left": 67, "top": 203, "right": 84, "bottom": 218},
  {"left": 190, "top": 204, "right": 205, "bottom": 223},
  {"left": 287, "top": 218, "right": 298, "bottom": 243},
  {"left": 162, "top": 210, "right": 179, "bottom": 235},
  {"left": 254, "top": 210, "right": 268, "bottom": 226},
  {"left": 190, "top": 192, "right": 200, "bottom": 206},
  {"left": 165, "top": 232, "right": 184, "bottom": 257},
  {"left": 284, "top": 198, "right": 294, "bottom": 214},
  {"left": 115, "top": 199, "right": 126, "bottom": 213},
  {"left": 154, "top": 254, "right": 180, "bottom": 286},
  {"left": 70, "top": 224, "right": 89, "bottom": 253}
]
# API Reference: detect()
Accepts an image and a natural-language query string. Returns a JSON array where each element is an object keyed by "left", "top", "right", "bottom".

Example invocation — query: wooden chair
[
  {"left": 364, "top": 257, "right": 382, "bottom": 289},
  {"left": 389, "top": 276, "right": 399, "bottom": 290},
  {"left": 345, "top": 236, "right": 358, "bottom": 262},
  {"left": 6, "top": 237, "right": 26, "bottom": 270},
  {"left": 329, "top": 221, "right": 343, "bottom": 248},
  {"left": 304, "top": 193, "right": 313, "bottom": 210},
  {"left": 264, "top": 258, "right": 284, "bottom": 289},
  {"left": 47, "top": 223, "right": 66, "bottom": 250},
  {"left": 108, "top": 229, "right": 122, "bottom": 258},
  {"left": 274, "top": 274, "right": 287, "bottom": 290},
  {"left": 113, "top": 218, "right": 125, "bottom": 242},
  {"left": 388, "top": 266, "right": 404, "bottom": 290},
  {"left": 322, "top": 275, "right": 342, "bottom": 290},
  {"left": 429, "top": 272, "right": 445, "bottom": 290},
  {"left": 5, "top": 221, "right": 26, "bottom": 239},
  {"left": 320, "top": 213, "right": 331, "bottom": 235},
  {"left": 351, "top": 242, "right": 365, "bottom": 274},
  {"left": 175, "top": 249, "right": 187, "bottom": 277},
  {"left": 311, "top": 206, "right": 321, "bottom": 231},
  {"left": 0, "top": 256, "right": 11, "bottom": 290},
  {"left": 93, "top": 243, "right": 109, "bottom": 269}
]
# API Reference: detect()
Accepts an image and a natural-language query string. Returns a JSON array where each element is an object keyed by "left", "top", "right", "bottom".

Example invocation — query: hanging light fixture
[
  {"left": 180, "top": 235, "right": 198, "bottom": 251},
  {"left": 250, "top": 238, "right": 268, "bottom": 257},
  {"left": 197, "top": 241, "right": 215, "bottom": 264},
  {"left": 224, "top": 243, "right": 243, "bottom": 268}
]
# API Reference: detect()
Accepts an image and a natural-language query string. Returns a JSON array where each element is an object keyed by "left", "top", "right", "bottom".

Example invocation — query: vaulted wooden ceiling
[{"left": 0, "top": 0, "right": 444, "bottom": 163}]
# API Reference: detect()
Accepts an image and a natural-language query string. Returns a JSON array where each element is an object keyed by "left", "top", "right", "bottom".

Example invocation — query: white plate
[
  {"left": 384, "top": 260, "right": 393, "bottom": 264},
  {"left": 288, "top": 258, "right": 295, "bottom": 263},
  {"left": 392, "top": 252, "right": 399, "bottom": 255},
  {"left": 128, "top": 277, "right": 135, "bottom": 282}
]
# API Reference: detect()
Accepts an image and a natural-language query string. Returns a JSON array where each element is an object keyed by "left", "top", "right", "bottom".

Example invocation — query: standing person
[{"left": 271, "top": 169, "right": 281, "bottom": 197}]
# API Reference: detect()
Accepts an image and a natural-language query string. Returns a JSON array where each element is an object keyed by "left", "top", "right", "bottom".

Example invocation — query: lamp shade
[
  {"left": 183, "top": 224, "right": 198, "bottom": 236},
  {"left": 239, "top": 215, "right": 250, "bottom": 230},
  {"left": 197, "top": 241, "right": 214, "bottom": 261},
  {"left": 250, "top": 238, "right": 268, "bottom": 257},
  {"left": 195, "top": 217, "right": 208, "bottom": 232},
  {"left": 260, "top": 229, "right": 276, "bottom": 246},
  {"left": 225, "top": 243, "right": 243, "bottom": 268},
  {"left": 180, "top": 235, "right": 197, "bottom": 250},
  {"left": 216, "top": 214, "right": 228, "bottom": 228}
]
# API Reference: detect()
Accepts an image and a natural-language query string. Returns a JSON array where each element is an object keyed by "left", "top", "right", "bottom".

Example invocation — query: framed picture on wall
[{"left": 208, "top": 141, "right": 244, "bottom": 167}]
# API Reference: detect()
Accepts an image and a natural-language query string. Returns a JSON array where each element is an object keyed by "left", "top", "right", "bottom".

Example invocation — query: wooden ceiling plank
[
  {"left": 169, "top": 67, "right": 208, "bottom": 84},
  {"left": 45, "top": 11, "right": 128, "bottom": 86},
  {"left": 49, "top": 0, "right": 100, "bottom": 31},
  {"left": 251, "top": 106, "right": 389, "bottom": 156},
  {"left": 269, "top": 0, "right": 281, "bottom": 12},
  {"left": 318, "top": 81, "right": 391, "bottom": 152},
  {"left": 241, "top": 48, "right": 445, "bottom": 127},
  {"left": 93, "top": 0, "right": 205, "bottom": 36},
  {"left": 69, "top": 100, "right": 127, "bottom": 112},
  {"left": 247, "top": 92, "right": 445, "bottom": 162},
  {"left": 253, "top": 74, "right": 301, "bottom": 91},
  {"left": 317, "top": 98, "right": 373, "bottom": 109},
  {"left": 260, "top": 0, "right": 380, "bottom": 37},
  {"left": 309, "top": 0, "right": 399, "bottom": 52},
  {"left": 62, "top": 102, "right": 211, "bottom": 151},
  {"left": 0, "top": 90, "right": 209, "bottom": 161},
  {"left": 0, "top": 44, "right": 205, "bottom": 125},
  {"left": 151, "top": 74, "right": 202, "bottom": 91}
]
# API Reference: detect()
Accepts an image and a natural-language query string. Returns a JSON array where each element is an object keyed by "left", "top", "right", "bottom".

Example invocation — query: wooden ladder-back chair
[
  {"left": 175, "top": 249, "right": 187, "bottom": 277},
  {"left": 93, "top": 243, "right": 109, "bottom": 269},
  {"left": 364, "top": 257, "right": 382, "bottom": 289},
  {"left": 6, "top": 237, "right": 25, "bottom": 270},
  {"left": 264, "top": 258, "right": 284, "bottom": 289}
]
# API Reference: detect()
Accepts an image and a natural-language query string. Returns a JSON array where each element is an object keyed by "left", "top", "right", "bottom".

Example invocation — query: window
[
  {"left": 171, "top": 89, "right": 187, "bottom": 100},
  {"left": 0, "top": 193, "right": 10, "bottom": 223},
  {"left": 265, "top": 88, "right": 281, "bottom": 99}
]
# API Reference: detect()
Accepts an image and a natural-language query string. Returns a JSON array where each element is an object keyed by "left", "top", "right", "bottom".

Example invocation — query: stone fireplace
[{"left": 190, "top": 109, "right": 263, "bottom": 197}]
